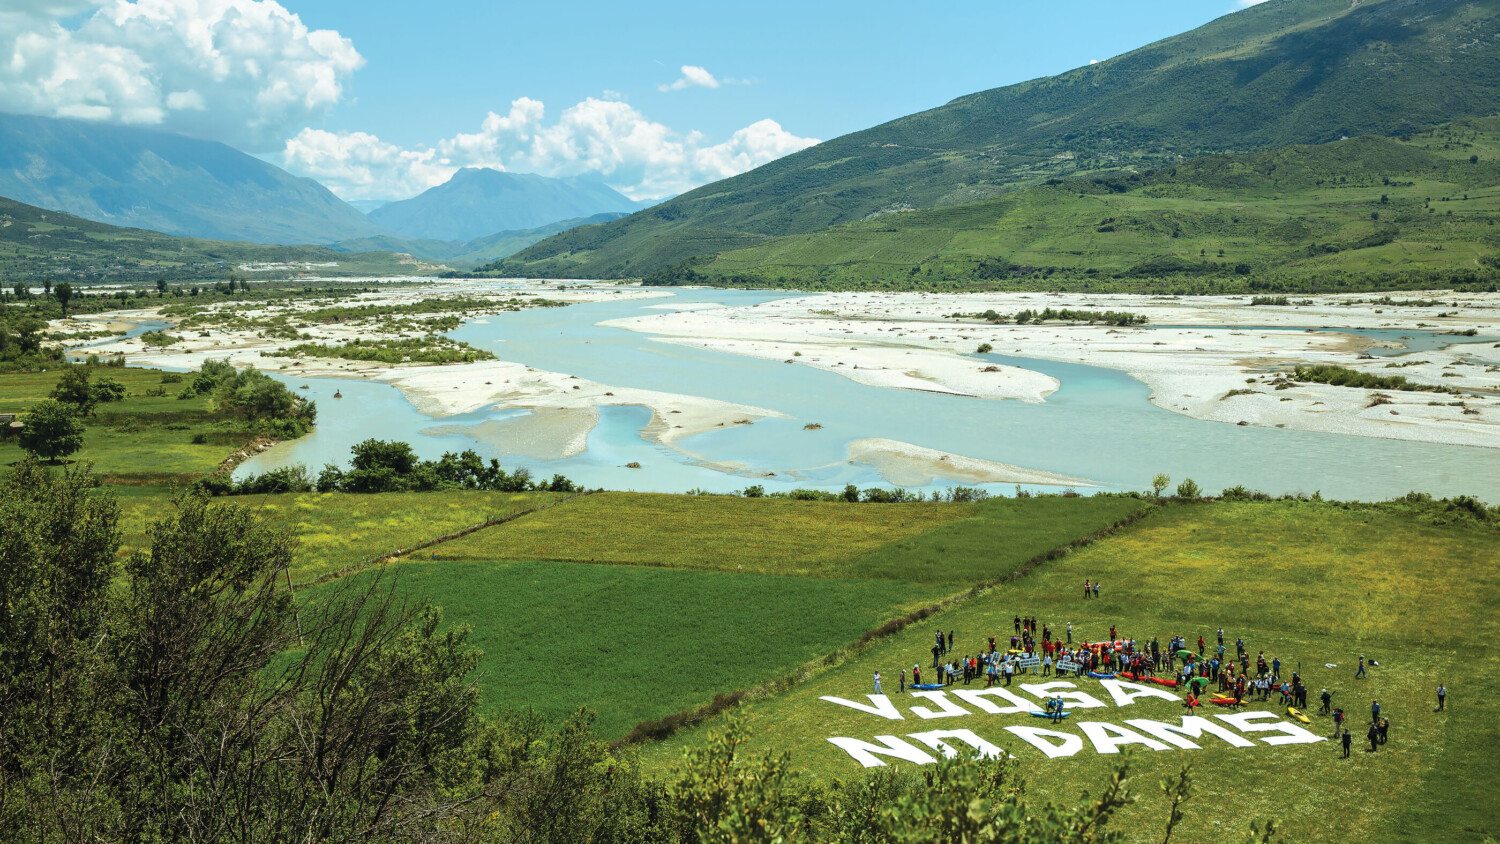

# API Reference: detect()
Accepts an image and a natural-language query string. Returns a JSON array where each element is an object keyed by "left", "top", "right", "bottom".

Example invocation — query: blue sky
[{"left": 0, "top": 0, "right": 1263, "bottom": 201}]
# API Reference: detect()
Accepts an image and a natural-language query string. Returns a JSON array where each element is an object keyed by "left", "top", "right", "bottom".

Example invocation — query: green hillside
[
  {"left": 491, "top": 0, "right": 1500, "bottom": 279},
  {"left": 658, "top": 118, "right": 1500, "bottom": 291},
  {"left": 0, "top": 195, "right": 421, "bottom": 283}
]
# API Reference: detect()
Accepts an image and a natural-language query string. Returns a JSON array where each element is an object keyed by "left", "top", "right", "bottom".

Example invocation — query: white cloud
[
  {"left": 0, "top": 0, "right": 362, "bottom": 151},
  {"left": 659, "top": 65, "right": 720, "bottom": 92},
  {"left": 283, "top": 96, "right": 820, "bottom": 202},
  {"left": 1089, "top": 59, "right": 1100, "bottom": 65}
]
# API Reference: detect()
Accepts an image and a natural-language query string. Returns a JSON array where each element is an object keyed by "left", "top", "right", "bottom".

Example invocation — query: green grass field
[
  {"left": 0, "top": 367, "right": 257, "bottom": 481},
  {"left": 113, "top": 487, "right": 568, "bottom": 583},
  {"left": 639, "top": 500, "right": 1500, "bottom": 843},
  {"left": 334, "top": 493, "right": 1148, "bottom": 741},
  {"left": 356, "top": 559, "right": 946, "bottom": 737},
  {"left": 432, "top": 492, "right": 1143, "bottom": 584}
]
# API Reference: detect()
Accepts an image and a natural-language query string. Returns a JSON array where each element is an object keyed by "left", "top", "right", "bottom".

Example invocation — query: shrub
[{"left": 1175, "top": 478, "right": 1202, "bottom": 499}]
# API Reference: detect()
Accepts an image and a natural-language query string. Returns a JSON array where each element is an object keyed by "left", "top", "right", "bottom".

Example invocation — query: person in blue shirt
[{"left": 1371, "top": 699, "right": 1381, "bottom": 722}]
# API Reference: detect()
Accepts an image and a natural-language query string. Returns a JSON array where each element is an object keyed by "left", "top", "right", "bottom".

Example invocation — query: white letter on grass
[
  {"left": 819, "top": 694, "right": 904, "bottom": 720},
  {"left": 953, "top": 687, "right": 1033, "bottom": 714},
  {"left": 1124, "top": 716, "right": 1256, "bottom": 749},
  {"left": 1021, "top": 682, "right": 1107, "bottom": 709},
  {"left": 1077, "top": 721, "right": 1172, "bottom": 754},
  {"left": 1098, "top": 679, "right": 1180, "bottom": 707},
  {"left": 907, "top": 691, "right": 972, "bottom": 720},
  {"left": 908, "top": 729, "right": 1009, "bottom": 759},
  {"left": 1215, "top": 711, "right": 1327, "bottom": 746},
  {"left": 1003, "top": 726, "right": 1084, "bottom": 759},
  {"left": 827, "top": 735, "right": 937, "bottom": 767}
]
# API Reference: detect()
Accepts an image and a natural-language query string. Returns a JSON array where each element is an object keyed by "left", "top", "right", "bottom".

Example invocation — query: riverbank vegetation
[
  {"left": 272, "top": 335, "right": 495, "bottom": 364},
  {"left": 1290, "top": 364, "right": 1460, "bottom": 394},
  {"left": 214, "top": 439, "right": 577, "bottom": 497}
]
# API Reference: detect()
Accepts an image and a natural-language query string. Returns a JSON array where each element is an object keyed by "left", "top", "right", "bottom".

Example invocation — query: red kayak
[
  {"left": 1119, "top": 671, "right": 1178, "bottom": 688},
  {"left": 1208, "top": 697, "right": 1241, "bottom": 706}
]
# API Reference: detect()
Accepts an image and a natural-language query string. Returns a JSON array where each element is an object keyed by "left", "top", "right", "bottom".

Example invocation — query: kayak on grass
[
  {"left": 1030, "top": 710, "right": 1071, "bottom": 718},
  {"left": 1287, "top": 706, "right": 1311, "bottom": 724},
  {"left": 909, "top": 683, "right": 945, "bottom": 691}
]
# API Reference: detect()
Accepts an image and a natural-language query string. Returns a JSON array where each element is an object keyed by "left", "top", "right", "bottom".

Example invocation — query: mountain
[
  {"left": 347, "top": 200, "right": 391, "bottom": 214},
  {"left": 496, "top": 0, "right": 1500, "bottom": 279},
  {"left": 0, "top": 194, "right": 416, "bottom": 282},
  {"left": 633, "top": 118, "right": 1500, "bottom": 291},
  {"left": 367, "top": 168, "right": 651, "bottom": 242},
  {"left": 330, "top": 212, "right": 630, "bottom": 267},
  {"left": 0, "top": 113, "right": 386, "bottom": 245}
]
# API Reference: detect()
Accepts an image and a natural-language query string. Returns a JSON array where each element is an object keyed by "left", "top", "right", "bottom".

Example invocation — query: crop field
[
  {"left": 323, "top": 493, "right": 1150, "bottom": 741},
  {"left": 113, "top": 487, "right": 568, "bottom": 583},
  {"left": 639, "top": 500, "right": 1500, "bottom": 843},
  {"left": 431, "top": 491, "right": 1143, "bottom": 584},
  {"left": 357, "top": 559, "right": 947, "bottom": 737}
]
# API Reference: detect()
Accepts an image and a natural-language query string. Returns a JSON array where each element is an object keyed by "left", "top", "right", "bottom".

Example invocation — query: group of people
[
  {"left": 1081, "top": 580, "right": 1101, "bottom": 599},
  {"left": 874, "top": 616, "right": 1438, "bottom": 765}
]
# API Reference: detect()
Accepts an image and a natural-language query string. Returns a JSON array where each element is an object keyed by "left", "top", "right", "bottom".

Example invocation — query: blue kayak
[
  {"left": 1030, "top": 710, "right": 1072, "bottom": 718},
  {"left": 909, "top": 683, "right": 945, "bottom": 690},
  {"left": 1087, "top": 671, "right": 1117, "bottom": 679}
]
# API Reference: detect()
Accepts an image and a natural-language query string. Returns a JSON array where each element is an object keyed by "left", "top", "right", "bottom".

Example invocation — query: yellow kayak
[{"left": 1287, "top": 706, "right": 1311, "bottom": 724}]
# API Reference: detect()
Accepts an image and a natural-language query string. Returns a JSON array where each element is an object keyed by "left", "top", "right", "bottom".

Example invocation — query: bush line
[{"left": 612, "top": 501, "right": 1160, "bottom": 748}]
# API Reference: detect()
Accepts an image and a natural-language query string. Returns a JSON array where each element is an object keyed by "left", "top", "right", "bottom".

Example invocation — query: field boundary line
[
  {"left": 613, "top": 500, "right": 1161, "bottom": 748},
  {"left": 310, "top": 490, "right": 592, "bottom": 586}
]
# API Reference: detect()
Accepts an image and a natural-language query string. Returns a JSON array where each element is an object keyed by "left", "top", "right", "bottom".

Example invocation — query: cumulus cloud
[
  {"left": 659, "top": 65, "right": 720, "bottom": 92},
  {"left": 283, "top": 96, "right": 820, "bottom": 202},
  {"left": 0, "top": 0, "right": 362, "bottom": 151}
]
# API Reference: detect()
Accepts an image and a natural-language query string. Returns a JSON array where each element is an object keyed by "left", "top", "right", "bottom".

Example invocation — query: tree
[
  {"left": 54, "top": 282, "right": 73, "bottom": 316},
  {"left": 18, "top": 400, "right": 85, "bottom": 462},
  {"left": 42, "top": 278, "right": 52, "bottom": 298},
  {"left": 1152, "top": 473, "right": 1171, "bottom": 498},
  {"left": 1176, "top": 478, "right": 1202, "bottom": 499},
  {"left": 155, "top": 277, "right": 168, "bottom": 296},
  {"left": 50, "top": 367, "right": 98, "bottom": 415},
  {"left": 91, "top": 376, "right": 127, "bottom": 404},
  {"left": 977, "top": 342, "right": 993, "bottom": 353}
]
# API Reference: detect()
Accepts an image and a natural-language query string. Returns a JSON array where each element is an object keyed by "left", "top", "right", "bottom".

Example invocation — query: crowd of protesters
[{"left": 879, "top": 614, "right": 1432, "bottom": 760}]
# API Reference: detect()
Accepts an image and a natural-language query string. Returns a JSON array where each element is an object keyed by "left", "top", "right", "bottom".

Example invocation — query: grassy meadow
[
  {"left": 352, "top": 559, "right": 946, "bottom": 737},
  {"left": 0, "top": 366, "right": 254, "bottom": 482},
  {"left": 638, "top": 500, "right": 1500, "bottom": 843},
  {"left": 333, "top": 493, "right": 1148, "bottom": 739},
  {"left": 433, "top": 491, "right": 1143, "bottom": 583}
]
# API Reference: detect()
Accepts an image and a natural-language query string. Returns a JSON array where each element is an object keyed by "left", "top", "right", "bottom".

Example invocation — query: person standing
[
  {"left": 1067, "top": 622, "right": 1073, "bottom": 644},
  {"left": 1371, "top": 699, "right": 1381, "bottom": 723},
  {"left": 899, "top": 668, "right": 906, "bottom": 694},
  {"left": 947, "top": 631, "right": 954, "bottom": 652},
  {"left": 1320, "top": 688, "right": 1332, "bottom": 715},
  {"left": 1356, "top": 655, "right": 1366, "bottom": 679},
  {"left": 1093, "top": 582, "right": 1100, "bottom": 598},
  {"left": 1437, "top": 684, "right": 1447, "bottom": 711},
  {"left": 874, "top": 672, "right": 882, "bottom": 694},
  {"left": 1342, "top": 729, "right": 1352, "bottom": 758},
  {"left": 1378, "top": 717, "right": 1389, "bottom": 745},
  {"left": 1367, "top": 721, "right": 1379, "bottom": 753},
  {"left": 1217, "top": 627, "right": 1224, "bottom": 647}
]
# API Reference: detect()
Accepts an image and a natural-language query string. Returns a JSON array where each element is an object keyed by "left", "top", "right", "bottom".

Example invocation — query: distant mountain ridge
[
  {"left": 367, "top": 168, "right": 652, "bottom": 242},
  {"left": 0, "top": 194, "right": 414, "bottom": 283},
  {"left": 331, "top": 213, "right": 630, "bottom": 267},
  {"left": 495, "top": 0, "right": 1500, "bottom": 279},
  {"left": 0, "top": 113, "right": 385, "bottom": 245}
]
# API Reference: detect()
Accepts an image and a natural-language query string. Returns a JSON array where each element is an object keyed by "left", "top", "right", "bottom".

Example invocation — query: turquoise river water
[{"left": 234, "top": 288, "right": 1500, "bottom": 501}]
